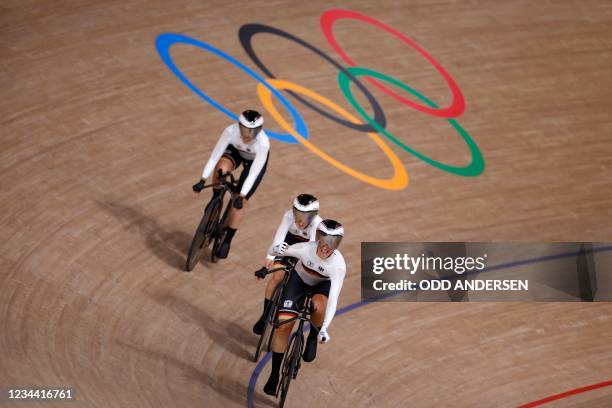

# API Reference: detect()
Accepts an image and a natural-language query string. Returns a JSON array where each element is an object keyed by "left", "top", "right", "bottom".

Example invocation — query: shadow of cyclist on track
[
  {"left": 95, "top": 199, "right": 192, "bottom": 270},
  {"left": 117, "top": 340, "right": 276, "bottom": 407},
  {"left": 150, "top": 290, "right": 255, "bottom": 362}
]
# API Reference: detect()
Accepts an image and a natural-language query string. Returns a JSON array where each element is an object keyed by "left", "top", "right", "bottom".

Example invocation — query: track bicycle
[
  {"left": 252, "top": 260, "right": 295, "bottom": 362},
  {"left": 273, "top": 291, "right": 317, "bottom": 407},
  {"left": 185, "top": 171, "right": 239, "bottom": 271}
]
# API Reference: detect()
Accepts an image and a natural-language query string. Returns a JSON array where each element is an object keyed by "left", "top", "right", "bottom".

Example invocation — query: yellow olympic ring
[{"left": 257, "top": 79, "right": 409, "bottom": 190}]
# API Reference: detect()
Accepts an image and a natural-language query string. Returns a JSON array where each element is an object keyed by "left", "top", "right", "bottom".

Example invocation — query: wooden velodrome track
[{"left": 2, "top": 0, "right": 612, "bottom": 406}]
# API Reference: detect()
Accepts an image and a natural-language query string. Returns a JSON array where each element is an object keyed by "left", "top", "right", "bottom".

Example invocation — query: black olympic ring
[{"left": 238, "top": 23, "right": 387, "bottom": 133}]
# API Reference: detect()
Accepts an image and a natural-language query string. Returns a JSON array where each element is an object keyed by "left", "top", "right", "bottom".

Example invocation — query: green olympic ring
[{"left": 338, "top": 66, "right": 485, "bottom": 177}]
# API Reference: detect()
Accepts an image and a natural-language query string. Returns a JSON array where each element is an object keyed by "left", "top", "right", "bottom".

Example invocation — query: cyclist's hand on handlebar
[
  {"left": 233, "top": 195, "right": 244, "bottom": 209},
  {"left": 254, "top": 267, "right": 268, "bottom": 280},
  {"left": 318, "top": 328, "right": 330, "bottom": 343},
  {"left": 273, "top": 242, "right": 289, "bottom": 255},
  {"left": 265, "top": 258, "right": 275, "bottom": 269},
  {"left": 192, "top": 179, "right": 205, "bottom": 193}
]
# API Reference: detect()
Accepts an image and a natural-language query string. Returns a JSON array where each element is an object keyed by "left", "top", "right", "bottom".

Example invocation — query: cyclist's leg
[
  {"left": 213, "top": 157, "right": 235, "bottom": 183},
  {"left": 213, "top": 147, "right": 243, "bottom": 257},
  {"left": 207, "top": 154, "right": 236, "bottom": 208},
  {"left": 219, "top": 152, "right": 268, "bottom": 257},
  {"left": 303, "top": 281, "right": 331, "bottom": 363},
  {"left": 310, "top": 294, "right": 328, "bottom": 328},
  {"left": 264, "top": 270, "right": 304, "bottom": 395},
  {"left": 266, "top": 268, "right": 286, "bottom": 298}
]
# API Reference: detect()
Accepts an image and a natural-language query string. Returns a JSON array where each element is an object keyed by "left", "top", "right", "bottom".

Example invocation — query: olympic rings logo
[{"left": 156, "top": 8, "right": 485, "bottom": 191}]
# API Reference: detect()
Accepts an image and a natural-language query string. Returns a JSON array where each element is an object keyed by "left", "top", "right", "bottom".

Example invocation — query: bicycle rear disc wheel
[{"left": 185, "top": 200, "right": 220, "bottom": 271}]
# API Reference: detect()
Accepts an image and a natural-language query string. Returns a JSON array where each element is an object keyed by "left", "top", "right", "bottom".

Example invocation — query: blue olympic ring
[{"left": 155, "top": 33, "right": 308, "bottom": 144}]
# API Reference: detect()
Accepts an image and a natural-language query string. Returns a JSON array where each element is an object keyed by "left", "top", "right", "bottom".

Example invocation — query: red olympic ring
[{"left": 320, "top": 8, "right": 465, "bottom": 118}]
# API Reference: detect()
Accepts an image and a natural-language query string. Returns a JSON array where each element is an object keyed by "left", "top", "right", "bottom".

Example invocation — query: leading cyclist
[
  {"left": 192, "top": 110, "right": 270, "bottom": 259},
  {"left": 263, "top": 219, "right": 346, "bottom": 395}
]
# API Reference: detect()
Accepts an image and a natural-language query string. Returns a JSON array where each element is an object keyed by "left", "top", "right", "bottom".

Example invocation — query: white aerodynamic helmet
[
  {"left": 292, "top": 194, "right": 319, "bottom": 227},
  {"left": 316, "top": 219, "right": 344, "bottom": 250},
  {"left": 238, "top": 110, "right": 264, "bottom": 139}
]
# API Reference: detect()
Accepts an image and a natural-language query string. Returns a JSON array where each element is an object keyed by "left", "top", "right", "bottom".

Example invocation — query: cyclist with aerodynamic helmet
[
  {"left": 192, "top": 110, "right": 269, "bottom": 259},
  {"left": 252, "top": 193, "right": 322, "bottom": 335},
  {"left": 263, "top": 219, "right": 346, "bottom": 396}
]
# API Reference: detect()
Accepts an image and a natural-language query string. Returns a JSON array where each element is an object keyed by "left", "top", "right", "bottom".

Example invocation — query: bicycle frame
[{"left": 201, "top": 170, "right": 238, "bottom": 199}]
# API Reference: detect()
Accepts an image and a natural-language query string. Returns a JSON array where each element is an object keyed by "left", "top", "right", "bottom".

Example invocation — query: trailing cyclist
[
  {"left": 253, "top": 194, "right": 322, "bottom": 335},
  {"left": 192, "top": 110, "right": 270, "bottom": 259},
  {"left": 263, "top": 219, "right": 346, "bottom": 395}
]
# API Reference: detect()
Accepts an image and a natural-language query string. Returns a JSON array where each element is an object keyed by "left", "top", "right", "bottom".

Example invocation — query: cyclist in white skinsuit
[
  {"left": 263, "top": 219, "right": 346, "bottom": 396},
  {"left": 192, "top": 110, "right": 270, "bottom": 259},
  {"left": 253, "top": 194, "right": 322, "bottom": 335}
]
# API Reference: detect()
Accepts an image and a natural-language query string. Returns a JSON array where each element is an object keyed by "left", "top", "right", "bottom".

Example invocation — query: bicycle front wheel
[
  {"left": 210, "top": 200, "right": 231, "bottom": 263},
  {"left": 254, "top": 283, "right": 283, "bottom": 362},
  {"left": 279, "top": 332, "right": 302, "bottom": 407},
  {"left": 185, "top": 200, "right": 221, "bottom": 271}
]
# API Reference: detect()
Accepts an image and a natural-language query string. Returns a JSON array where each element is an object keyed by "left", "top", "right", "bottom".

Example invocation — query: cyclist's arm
[
  {"left": 266, "top": 211, "right": 292, "bottom": 261},
  {"left": 239, "top": 140, "right": 269, "bottom": 196},
  {"left": 321, "top": 265, "right": 346, "bottom": 333},
  {"left": 278, "top": 242, "right": 308, "bottom": 258},
  {"left": 201, "top": 126, "right": 232, "bottom": 179}
]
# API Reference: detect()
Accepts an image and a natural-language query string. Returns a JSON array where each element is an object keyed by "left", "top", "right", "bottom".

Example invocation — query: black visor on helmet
[
  {"left": 292, "top": 207, "right": 317, "bottom": 226},
  {"left": 316, "top": 231, "right": 343, "bottom": 250},
  {"left": 316, "top": 219, "right": 343, "bottom": 250},
  {"left": 239, "top": 123, "right": 262, "bottom": 139},
  {"left": 316, "top": 230, "right": 343, "bottom": 250}
]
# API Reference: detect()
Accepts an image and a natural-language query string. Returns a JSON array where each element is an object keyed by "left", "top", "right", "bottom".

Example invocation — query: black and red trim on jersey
[{"left": 285, "top": 231, "right": 309, "bottom": 245}]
